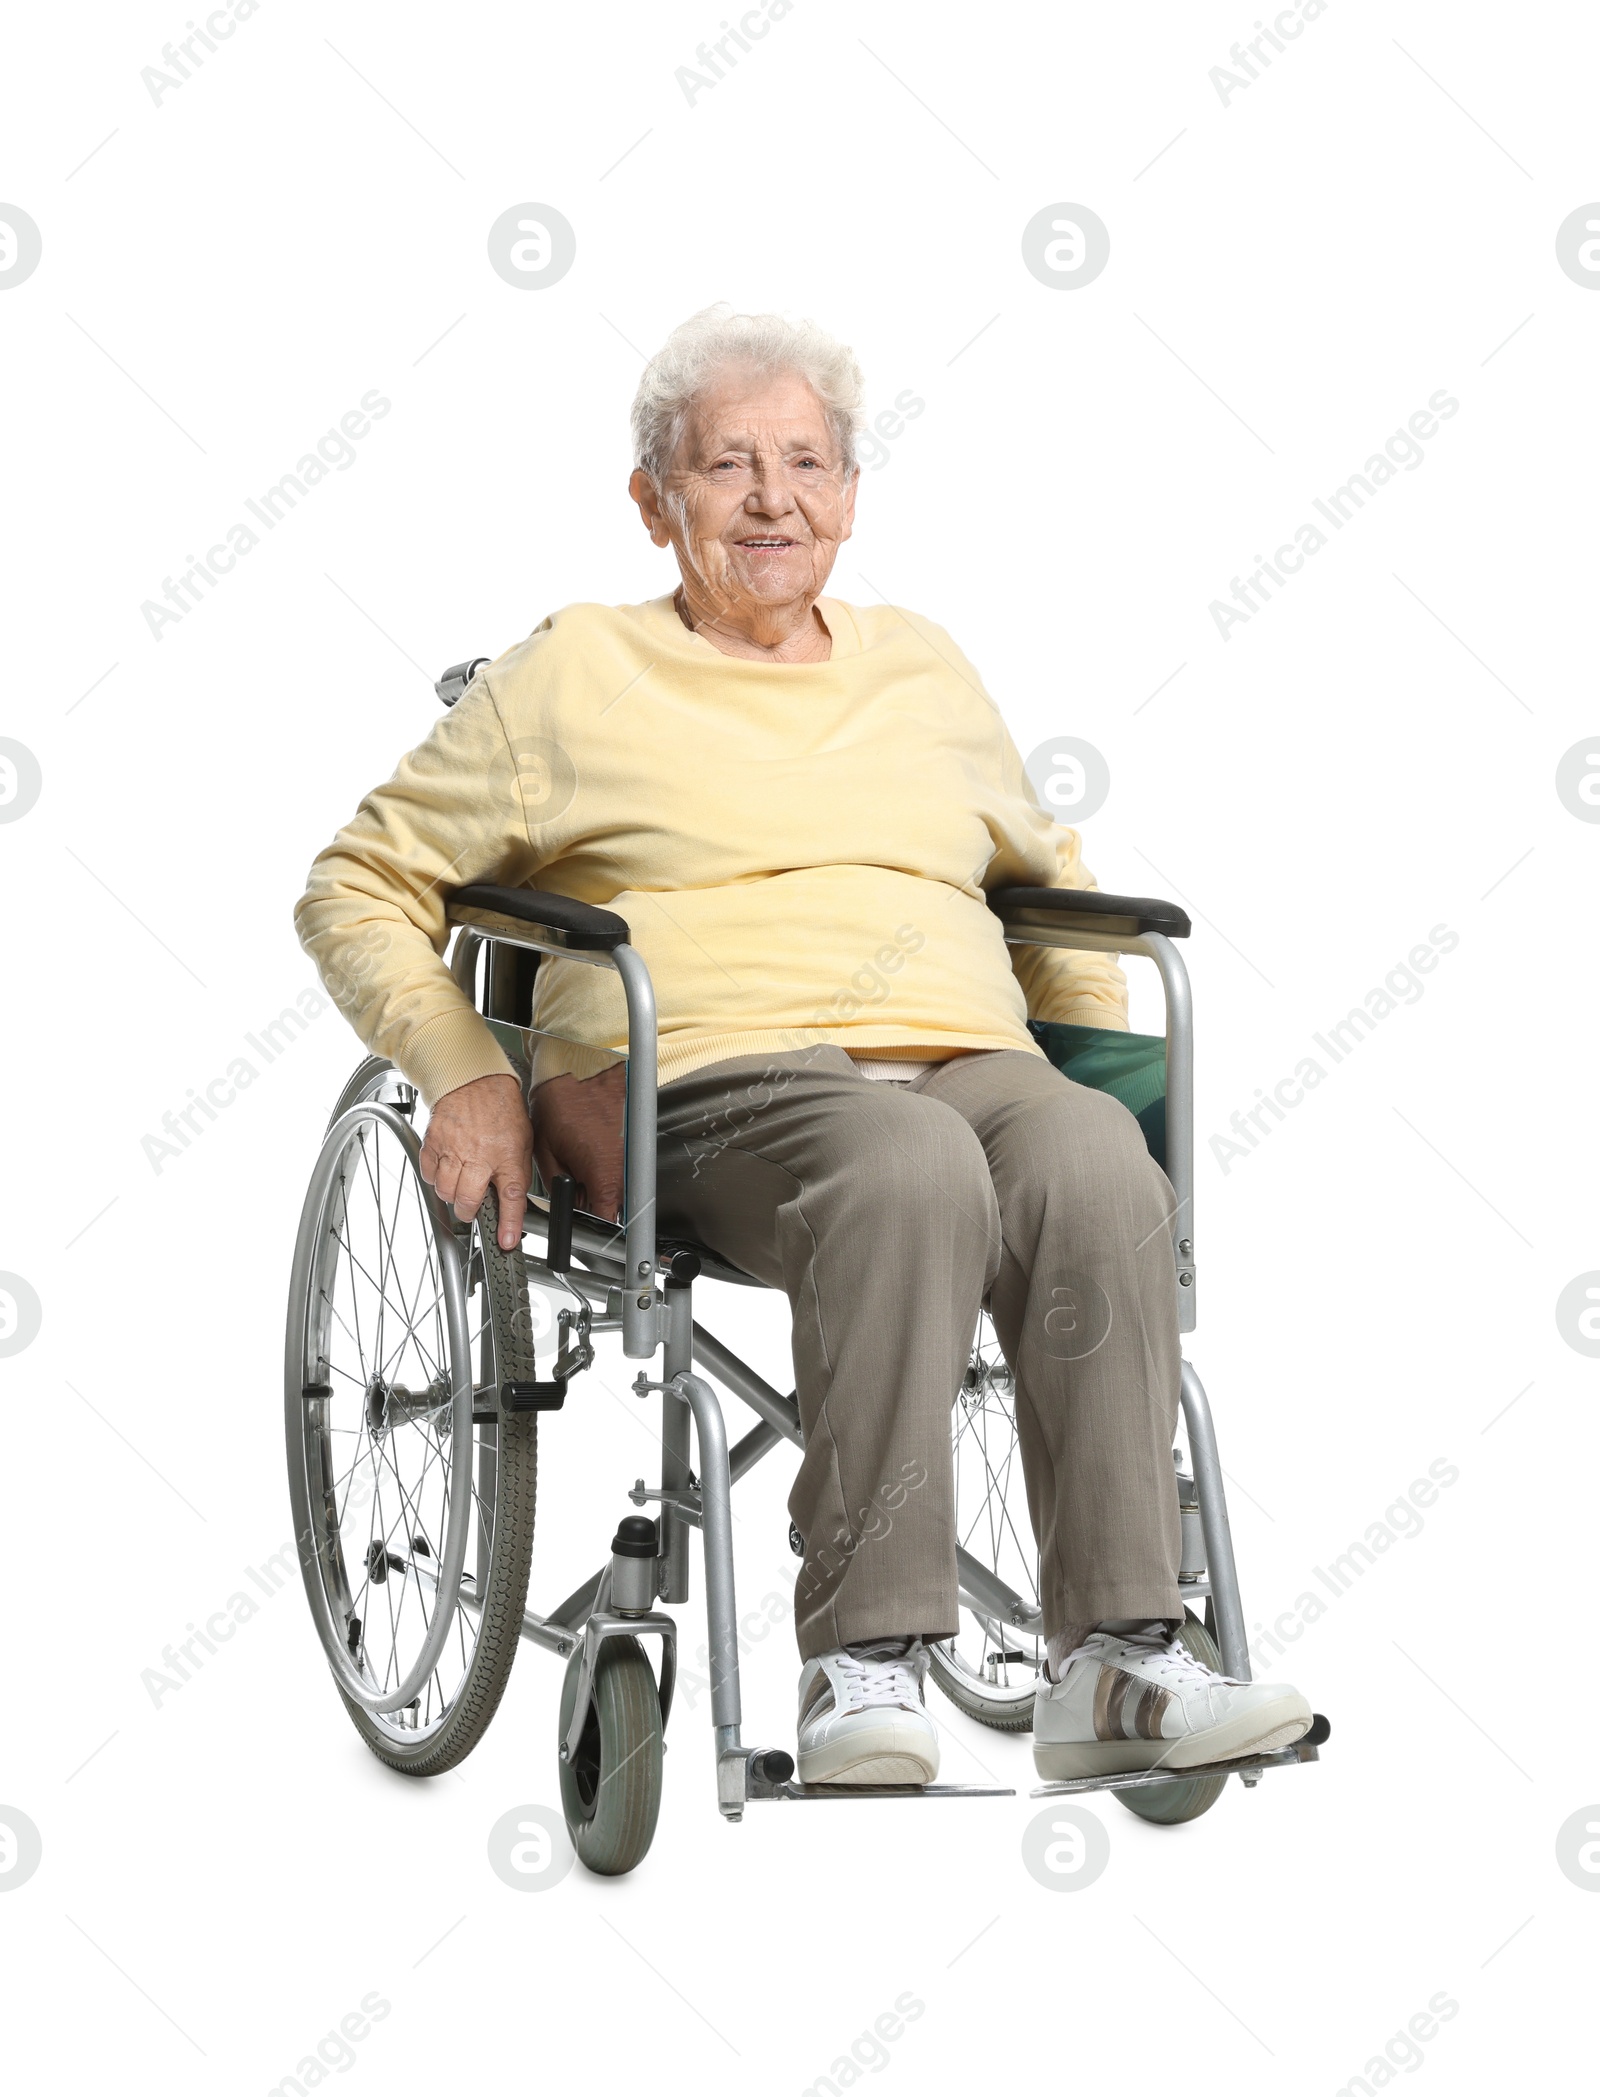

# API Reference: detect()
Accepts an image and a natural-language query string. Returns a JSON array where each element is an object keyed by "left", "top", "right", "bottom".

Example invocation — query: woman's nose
[{"left": 744, "top": 470, "right": 794, "bottom": 517}]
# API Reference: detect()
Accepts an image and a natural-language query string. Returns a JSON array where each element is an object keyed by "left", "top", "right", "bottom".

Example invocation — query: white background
[{"left": 2, "top": 0, "right": 1596, "bottom": 2088}]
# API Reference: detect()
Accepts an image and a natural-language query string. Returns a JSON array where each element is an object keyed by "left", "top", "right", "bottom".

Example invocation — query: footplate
[
  {"left": 764, "top": 1782, "right": 1017, "bottom": 1802},
  {"left": 727, "top": 1748, "right": 1013, "bottom": 1805},
  {"left": 1031, "top": 1735, "right": 1322, "bottom": 1798}
]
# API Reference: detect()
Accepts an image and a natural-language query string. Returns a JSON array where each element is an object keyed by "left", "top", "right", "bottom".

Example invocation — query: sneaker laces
[
  {"left": 838, "top": 1637, "right": 928, "bottom": 1711},
  {"left": 1094, "top": 1623, "right": 1241, "bottom": 1687}
]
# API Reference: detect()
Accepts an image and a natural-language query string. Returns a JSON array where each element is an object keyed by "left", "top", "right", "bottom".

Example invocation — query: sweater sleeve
[
  {"left": 982, "top": 722, "right": 1131, "bottom": 1032},
  {"left": 293, "top": 673, "right": 542, "bottom": 1106}
]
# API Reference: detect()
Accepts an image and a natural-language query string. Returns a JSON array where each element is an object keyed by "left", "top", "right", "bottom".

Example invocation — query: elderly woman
[{"left": 296, "top": 306, "right": 1310, "bottom": 1787}]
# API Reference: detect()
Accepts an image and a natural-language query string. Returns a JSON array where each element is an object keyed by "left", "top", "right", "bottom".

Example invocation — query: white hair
[{"left": 630, "top": 304, "right": 864, "bottom": 481}]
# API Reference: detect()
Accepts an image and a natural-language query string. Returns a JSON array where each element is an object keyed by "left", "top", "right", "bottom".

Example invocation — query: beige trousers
[{"left": 655, "top": 1045, "right": 1184, "bottom": 1661}]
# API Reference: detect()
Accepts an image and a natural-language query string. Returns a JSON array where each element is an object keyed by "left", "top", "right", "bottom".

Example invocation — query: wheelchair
[{"left": 282, "top": 655, "right": 1328, "bottom": 1877}]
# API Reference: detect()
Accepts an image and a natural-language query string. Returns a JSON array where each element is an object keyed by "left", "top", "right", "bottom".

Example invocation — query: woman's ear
[
  {"left": 629, "top": 467, "right": 674, "bottom": 548},
  {"left": 839, "top": 465, "right": 859, "bottom": 545}
]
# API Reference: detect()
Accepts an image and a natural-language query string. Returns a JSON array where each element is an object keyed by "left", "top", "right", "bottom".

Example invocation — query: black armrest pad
[
  {"left": 989, "top": 886, "right": 1191, "bottom": 940},
  {"left": 448, "top": 883, "right": 630, "bottom": 951}
]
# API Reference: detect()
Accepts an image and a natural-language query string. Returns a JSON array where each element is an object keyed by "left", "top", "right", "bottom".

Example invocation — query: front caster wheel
[
  {"left": 1114, "top": 1611, "right": 1230, "bottom": 1826},
  {"left": 558, "top": 1637, "right": 663, "bottom": 1877}
]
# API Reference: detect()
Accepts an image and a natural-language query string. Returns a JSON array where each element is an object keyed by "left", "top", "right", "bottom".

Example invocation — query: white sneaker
[
  {"left": 796, "top": 1637, "right": 940, "bottom": 1786},
  {"left": 1033, "top": 1622, "right": 1311, "bottom": 1780}
]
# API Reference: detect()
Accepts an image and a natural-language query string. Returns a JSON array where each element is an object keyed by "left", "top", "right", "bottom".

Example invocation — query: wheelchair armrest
[
  {"left": 448, "top": 883, "right": 630, "bottom": 954},
  {"left": 448, "top": 881, "right": 657, "bottom": 1356},
  {"left": 989, "top": 886, "right": 1191, "bottom": 940}
]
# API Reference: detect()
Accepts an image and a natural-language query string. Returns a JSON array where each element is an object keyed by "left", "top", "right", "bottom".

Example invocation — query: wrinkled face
[{"left": 634, "top": 365, "right": 857, "bottom": 622}]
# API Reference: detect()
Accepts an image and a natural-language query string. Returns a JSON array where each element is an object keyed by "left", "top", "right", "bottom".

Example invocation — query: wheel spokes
[
  {"left": 945, "top": 1316, "right": 1042, "bottom": 1696},
  {"left": 306, "top": 1114, "right": 482, "bottom": 1731}
]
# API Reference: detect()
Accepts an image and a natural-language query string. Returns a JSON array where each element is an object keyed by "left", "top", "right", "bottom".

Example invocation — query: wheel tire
[
  {"left": 288, "top": 1060, "right": 539, "bottom": 1778},
  {"left": 927, "top": 1645, "right": 1036, "bottom": 1732},
  {"left": 558, "top": 1637, "right": 664, "bottom": 1877},
  {"left": 1114, "top": 1611, "right": 1230, "bottom": 1826},
  {"left": 323, "top": 1055, "right": 402, "bottom": 1133}
]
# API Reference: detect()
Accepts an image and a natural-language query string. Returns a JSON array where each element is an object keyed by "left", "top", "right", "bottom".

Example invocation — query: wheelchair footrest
[
  {"left": 1030, "top": 1735, "right": 1322, "bottom": 1799},
  {"left": 728, "top": 1747, "right": 1013, "bottom": 1806},
  {"left": 757, "top": 1781, "right": 1016, "bottom": 1802},
  {"left": 501, "top": 1378, "right": 567, "bottom": 1413}
]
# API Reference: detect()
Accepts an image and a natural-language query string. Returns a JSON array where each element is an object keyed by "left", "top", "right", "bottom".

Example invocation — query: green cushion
[{"left": 1028, "top": 1021, "right": 1167, "bottom": 1170}]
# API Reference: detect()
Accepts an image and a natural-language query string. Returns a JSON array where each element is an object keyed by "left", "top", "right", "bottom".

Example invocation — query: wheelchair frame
[{"left": 443, "top": 880, "right": 1326, "bottom": 1817}]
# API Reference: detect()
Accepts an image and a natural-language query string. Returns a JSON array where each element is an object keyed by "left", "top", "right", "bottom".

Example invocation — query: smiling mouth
[{"left": 736, "top": 537, "right": 799, "bottom": 551}]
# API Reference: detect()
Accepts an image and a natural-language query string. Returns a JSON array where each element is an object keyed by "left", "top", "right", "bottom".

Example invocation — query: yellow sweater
[{"left": 295, "top": 595, "right": 1128, "bottom": 1104}]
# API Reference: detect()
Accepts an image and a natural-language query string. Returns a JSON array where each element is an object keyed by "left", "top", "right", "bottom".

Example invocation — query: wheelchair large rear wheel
[
  {"left": 284, "top": 1058, "right": 538, "bottom": 1776},
  {"left": 927, "top": 1317, "right": 1045, "bottom": 1731}
]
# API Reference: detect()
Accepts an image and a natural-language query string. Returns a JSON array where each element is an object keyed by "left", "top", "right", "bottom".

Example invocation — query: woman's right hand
[
  {"left": 418, "top": 1072, "right": 534, "bottom": 1249},
  {"left": 531, "top": 1063, "right": 628, "bottom": 1223}
]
